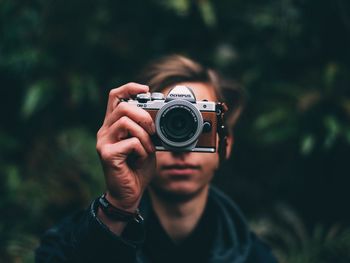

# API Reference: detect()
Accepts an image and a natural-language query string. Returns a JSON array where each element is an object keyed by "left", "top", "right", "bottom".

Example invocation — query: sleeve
[{"left": 35, "top": 199, "right": 145, "bottom": 263}]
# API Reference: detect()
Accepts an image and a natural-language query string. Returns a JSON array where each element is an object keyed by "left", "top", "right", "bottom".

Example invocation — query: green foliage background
[{"left": 1, "top": 0, "right": 350, "bottom": 261}]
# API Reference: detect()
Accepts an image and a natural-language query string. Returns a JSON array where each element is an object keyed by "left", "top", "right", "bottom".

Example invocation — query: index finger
[{"left": 106, "top": 82, "right": 149, "bottom": 115}]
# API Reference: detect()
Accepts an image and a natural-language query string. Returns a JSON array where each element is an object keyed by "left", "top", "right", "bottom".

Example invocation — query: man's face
[{"left": 150, "top": 82, "right": 222, "bottom": 198}]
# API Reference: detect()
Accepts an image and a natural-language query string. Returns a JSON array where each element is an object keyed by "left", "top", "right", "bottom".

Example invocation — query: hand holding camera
[{"left": 96, "top": 82, "right": 157, "bottom": 212}]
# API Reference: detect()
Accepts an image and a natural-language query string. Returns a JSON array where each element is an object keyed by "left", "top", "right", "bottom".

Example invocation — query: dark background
[{"left": 1, "top": 0, "right": 350, "bottom": 262}]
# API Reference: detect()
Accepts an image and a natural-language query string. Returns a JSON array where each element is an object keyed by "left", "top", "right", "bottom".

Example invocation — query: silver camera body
[{"left": 127, "top": 85, "right": 218, "bottom": 152}]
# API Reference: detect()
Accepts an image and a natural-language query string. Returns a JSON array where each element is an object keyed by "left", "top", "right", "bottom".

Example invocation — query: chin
[{"left": 149, "top": 182, "right": 206, "bottom": 202}]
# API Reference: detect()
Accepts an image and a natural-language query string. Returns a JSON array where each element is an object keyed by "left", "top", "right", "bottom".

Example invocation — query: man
[{"left": 36, "top": 55, "right": 277, "bottom": 262}]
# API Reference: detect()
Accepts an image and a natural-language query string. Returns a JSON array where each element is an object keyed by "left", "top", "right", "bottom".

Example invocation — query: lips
[{"left": 161, "top": 164, "right": 200, "bottom": 176}]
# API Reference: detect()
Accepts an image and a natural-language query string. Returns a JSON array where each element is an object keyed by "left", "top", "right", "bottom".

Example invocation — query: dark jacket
[{"left": 36, "top": 187, "right": 277, "bottom": 263}]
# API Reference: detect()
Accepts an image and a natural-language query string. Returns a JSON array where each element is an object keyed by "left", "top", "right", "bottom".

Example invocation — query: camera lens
[
  {"left": 161, "top": 107, "right": 197, "bottom": 142},
  {"left": 155, "top": 99, "right": 203, "bottom": 150}
]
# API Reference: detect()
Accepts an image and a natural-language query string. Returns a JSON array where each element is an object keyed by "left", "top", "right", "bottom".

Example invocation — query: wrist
[
  {"left": 99, "top": 193, "right": 144, "bottom": 223},
  {"left": 105, "top": 191, "right": 141, "bottom": 212}
]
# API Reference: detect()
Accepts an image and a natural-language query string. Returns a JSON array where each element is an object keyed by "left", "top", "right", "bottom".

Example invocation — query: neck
[{"left": 148, "top": 185, "right": 209, "bottom": 243}]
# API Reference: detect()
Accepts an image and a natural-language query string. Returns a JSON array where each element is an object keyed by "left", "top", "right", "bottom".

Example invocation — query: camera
[{"left": 127, "top": 85, "right": 222, "bottom": 152}]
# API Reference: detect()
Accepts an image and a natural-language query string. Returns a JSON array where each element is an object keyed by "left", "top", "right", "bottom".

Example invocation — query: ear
[{"left": 225, "top": 133, "right": 234, "bottom": 160}]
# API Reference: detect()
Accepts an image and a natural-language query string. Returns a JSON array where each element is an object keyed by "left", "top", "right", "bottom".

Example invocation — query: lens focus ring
[{"left": 155, "top": 100, "right": 203, "bottom": 150}]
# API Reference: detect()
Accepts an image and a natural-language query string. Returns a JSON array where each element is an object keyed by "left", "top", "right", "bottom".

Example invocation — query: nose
[{"left": 171, "top": 151, "right": 191, "bottom": 160}]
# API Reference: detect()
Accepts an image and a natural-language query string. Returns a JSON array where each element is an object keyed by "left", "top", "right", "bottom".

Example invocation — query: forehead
[{"left": 161, "top": 82, "right": 218, "bottom": 101}]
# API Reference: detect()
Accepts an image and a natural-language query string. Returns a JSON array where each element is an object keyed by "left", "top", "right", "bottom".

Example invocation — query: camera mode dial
[{"left": 136, "top": 93, "right": 151, "bottom": 103}]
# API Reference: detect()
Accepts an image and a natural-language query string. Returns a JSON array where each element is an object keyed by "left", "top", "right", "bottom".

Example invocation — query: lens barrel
[{"left": 155, "top": 100, "right": 203, "bottom": 150}]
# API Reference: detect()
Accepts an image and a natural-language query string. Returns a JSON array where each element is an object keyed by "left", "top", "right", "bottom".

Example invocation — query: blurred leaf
[
  {"left": 214, "top": 43, "right": 238, "bottom": 67},
  {"left": 258, "top": 125, "right": 296, "bottom": 144},
  {"left": 254, "top": 109, "right": 289, "bottom": 130},
  {"left": 297, "top": 91, "right": 321, "bottom": 112},
  {"left": 21, "top": 80, "right": 55, "bottom": 119},
  {"left": 249, "top": 4, "right": 275, "bottom": 29},
  {"left": 300, "top": 134, "right": 315, "bottom": 155},
  {"left": 161, "top": 0, "right": 190, "bottom": 16},
  {"left": 197, "top": 0, "right": 217, "bottom": 27},
  {"left": 5, "top": 165, "right": 21, "bottom": 195},
  {"left": 323, "top": 115, "right": 341, "bottom": 149},
  {"left": 324, "top": 63, "right": 338, "bottom": 92}
]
